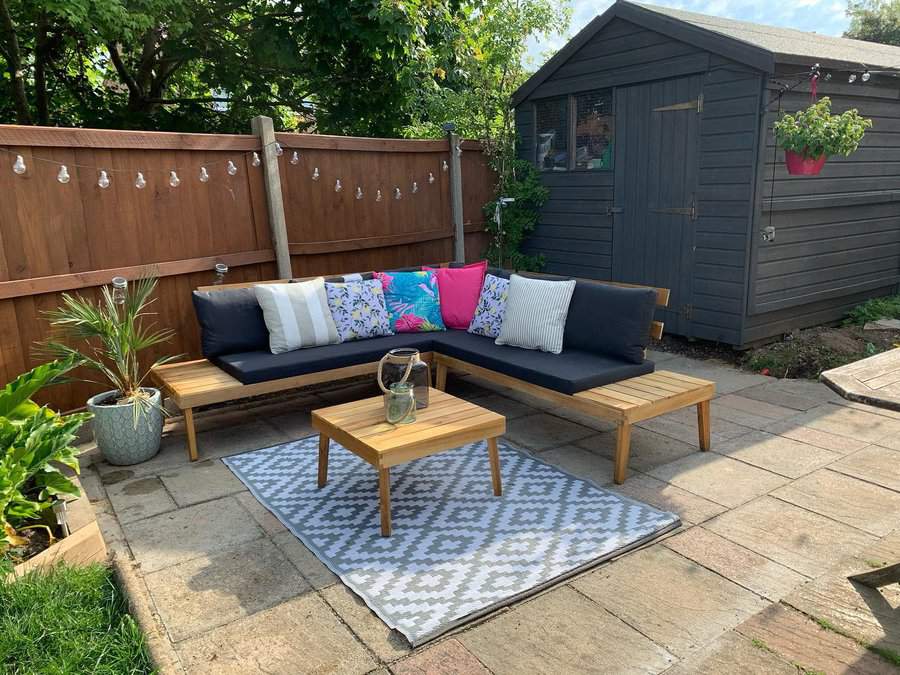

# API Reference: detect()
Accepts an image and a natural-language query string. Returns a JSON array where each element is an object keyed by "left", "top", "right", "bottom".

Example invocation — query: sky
[{"left": 525, "top": 0, "right": 851, "bottom": 66}]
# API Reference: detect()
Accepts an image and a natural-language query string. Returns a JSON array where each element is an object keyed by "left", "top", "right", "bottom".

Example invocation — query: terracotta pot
[{"left": 784, "top": 150, "right": 827, "bottom": 175}]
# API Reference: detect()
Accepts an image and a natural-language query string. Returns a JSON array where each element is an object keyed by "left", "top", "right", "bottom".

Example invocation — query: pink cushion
[{"left": 424, "top": 261, "right": 488, "bottom": 330}]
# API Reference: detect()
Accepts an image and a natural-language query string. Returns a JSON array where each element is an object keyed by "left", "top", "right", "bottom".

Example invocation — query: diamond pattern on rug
[{"left": 223, "top": 436, "right": 679, "bottom": 645}]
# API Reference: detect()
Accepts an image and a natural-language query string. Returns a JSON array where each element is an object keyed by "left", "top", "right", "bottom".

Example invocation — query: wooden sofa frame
[{"left": 151, "top": 272, "right": 714, "bottom": 483}]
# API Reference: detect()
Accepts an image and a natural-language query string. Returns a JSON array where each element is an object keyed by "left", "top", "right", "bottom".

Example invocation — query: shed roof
[{"left": 512, "top": 0, "right": 900, "bottom": 106}]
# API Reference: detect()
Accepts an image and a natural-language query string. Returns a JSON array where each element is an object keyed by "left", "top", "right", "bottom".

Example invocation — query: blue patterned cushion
[
  {"left": 467, "top": 274, "right": 509, "bottom": 338},
  {"left": 375, "top": 270, "right": 446, "bottom": 333},
  {"left": 325, "top": 279, "right": 393, "bottom": 341}
]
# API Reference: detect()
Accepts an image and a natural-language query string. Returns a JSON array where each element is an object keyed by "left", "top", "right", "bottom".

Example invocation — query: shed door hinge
[{"left": 653, "top": 94, "right": 703, "bottom": 114}]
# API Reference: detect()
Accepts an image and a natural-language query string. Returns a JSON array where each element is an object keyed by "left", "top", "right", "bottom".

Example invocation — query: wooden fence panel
[{"left": 0, "top": 125, "right": 495, "bottom": 411}]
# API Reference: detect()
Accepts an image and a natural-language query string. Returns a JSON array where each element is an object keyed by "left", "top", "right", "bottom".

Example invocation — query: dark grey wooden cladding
[{"left": 749, "top": 78, "right": 900, "bottom": 321}]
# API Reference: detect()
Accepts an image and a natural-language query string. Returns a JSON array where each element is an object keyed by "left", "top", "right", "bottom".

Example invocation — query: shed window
[
  {"left": 574, "top": 90, "right": 614, "bottom": 170},
  {"left": 535, "top": 98, "right": 568, "bottom": 171}
]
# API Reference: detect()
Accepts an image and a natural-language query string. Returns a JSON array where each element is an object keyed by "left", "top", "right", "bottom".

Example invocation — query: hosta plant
[
  {"left": 774, "top": 97, "right": 872, "bottom": 159},
  {"left": 0, "top": 357, "right": 90, "bottom": 552}
]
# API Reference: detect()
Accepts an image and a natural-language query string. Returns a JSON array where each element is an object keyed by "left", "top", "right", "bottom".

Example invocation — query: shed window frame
[{"left": 532, "top": 88, "right": 615, "bottom": 172}]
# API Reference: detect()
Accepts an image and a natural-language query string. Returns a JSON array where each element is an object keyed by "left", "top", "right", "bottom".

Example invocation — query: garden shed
[{"left": 512, "top": 0, "right": 900, "bottom": 346}]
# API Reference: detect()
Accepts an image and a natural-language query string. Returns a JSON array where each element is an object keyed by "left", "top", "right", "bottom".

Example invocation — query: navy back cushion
[
  {"left": 563, "top": 281, "right": 657, "bottom": 364},
  {"left": 191, "top": 288, "right": 270, "bottom": 358}
]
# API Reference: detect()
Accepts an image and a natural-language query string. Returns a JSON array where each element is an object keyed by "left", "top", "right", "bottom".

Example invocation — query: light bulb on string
[
  {"left": 442, "top": 160, "right": 449, "bottom": 172},
  {"left": 251, "top": 152, "right": 261, "bottom": 167},
  {"left": 134, "top": 172, "right": 146, "bottom": 189},
  {"left": 98, "top": 171, "right": 110, "bottom": 189},
  {"left": 290, "top": 151, "right": 300, "bottom": 165},
  {"left": 12, "top": 155, "right": 25, "bottom": 175},
  {"left": 227, "top": 160, "right": 238, "bottom": 176},
  {"left": 275, "top": 143, "right": 283, "bottom": 156},
  {"left": 376, "top": 189, "right": 383, "bottom": 202},
  {"left": 455, "top": 144, "right": 462, "bottom": 157},
  {"left": 428, "top": 172, "right": 435, "bottom": 184},
  {"left": 848, "top": 73, "right": 857, "bottom": 83},
  {"left": 312, "top": 167, "right": 320, "bottom": 181},
  {"left": 111, "top": 276, "right": 127, "bottom": 305},
  {"left": 57, "top": 165, "right": 70, "bottom": 184},
  {"left": 169, "top": 171, "right": 181, "bottom": 188},
  {"left": 355, "top": 187, "right": 363, "bottom": 200},
  {"left": 394, "top": 187, "right": 402, "bottom": 200},
  {"left": 862, "top": 70, "right": 871, "bottom": 82},
  {"left": 411, "top": 181, "right": 418, "bottom": 194},
  {"left": 335, "top": 179, "right": 343, "bottom": 192},
  {"left": 199, "top": 167, "right": 210, "bottom": 183}
]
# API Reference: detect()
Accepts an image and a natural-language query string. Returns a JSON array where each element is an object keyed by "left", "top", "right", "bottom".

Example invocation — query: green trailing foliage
[
  {"left": 483, "top": 160, "right": 549, "bottom": 270},
  {"left": 0, "top": 356, "right": 90, "bottom": 553},
  {"left": 773, "top": 97, "right": 872, "bottom": 159},
  {"left": 843, "top": 294, "right": 900, "bottom": 326}
]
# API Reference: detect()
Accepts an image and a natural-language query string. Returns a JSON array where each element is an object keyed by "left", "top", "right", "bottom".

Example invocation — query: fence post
[
  {"left": 445, "top": 125, "right": 465, "bottom": 263},
  {"left": 251, "top": 115, "right": 292, "bottom": 279}
]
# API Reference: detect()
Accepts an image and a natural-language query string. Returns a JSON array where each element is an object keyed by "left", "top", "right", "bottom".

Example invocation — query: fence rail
[{"left": 0, "top": 123, "right": 494, "bottom": 411}]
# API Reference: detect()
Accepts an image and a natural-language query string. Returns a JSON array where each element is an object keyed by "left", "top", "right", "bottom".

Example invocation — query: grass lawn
[{"left": 0, "top": 561, "right": 152, "bottom": 675}]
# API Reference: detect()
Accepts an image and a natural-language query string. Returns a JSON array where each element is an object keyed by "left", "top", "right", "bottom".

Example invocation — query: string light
[
  {"left": 442, "top": 160, "right": 449, "bottom": 172},
  {"left": 355, "top": 186, "right": 364, "bottom": 200},
  {"left": 290, "top": 151, "right": 300, "bottom": 165},
  {"left": 57, "top": 165, "right": 70, "bottom": 184},
  {"left": 98, "top": 171, "right": 110, "bottom": 189},
  {"left": 394, "top": 187, "right": 402, "bottom": 200},
  {"left": 199, "top": 167, "right": 210, "bottom": 183},
  {"left": 862, "top": 70, "right": 871, "bottom": 82},
  {"left": 275, "top": 143, "right": 283, "bottom": 156},
  {"left": 428, "top": 172, "right": 435, "bottom": 184},
  {"left": 111, "top": 277, "right": 127, "bottom": 304},
  {"left": 169, "top": 171, "right": 181, "bottom": 188},
  {"left": 251, "top": 152, "right": 261, "bottom": 167},
  {"left": 227, "top": 160, "right": 238, "bottom": 176},
  {"left": 848, "top": 73, "right": 857, "bottom": 83},
  {"left": 455, "top": 143, "right": 462, "bottom": 157},
  {"left": 411, "top": 181, "right": 418, "bottom": 194},
  {"left": 312, "top": 167, "right": 320, "bottom": 181},
  {"left": 334, "top": 179, "right": 343, "bottom": 192},
  {"left": 376, "top": 189, "right": 383, "bottom": 202},
  {"left": 12, "top": 155, "right": 25, "bottom": 175},
  {"left": 134, "top": 172, "right": 146, "bottom": 189}
]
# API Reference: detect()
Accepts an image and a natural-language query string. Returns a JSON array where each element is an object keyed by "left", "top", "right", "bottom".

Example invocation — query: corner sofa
[{"left": 151, "top": 265, "right": 715, "bottom": 483}]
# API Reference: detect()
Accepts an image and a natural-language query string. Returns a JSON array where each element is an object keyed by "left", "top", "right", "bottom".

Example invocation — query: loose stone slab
[
  {"left": 780, "top": 404, "right": 900, "bottom": 444},
  {"left": 144, "top": 538, "right": 310, "bottom": 642},
  {"left": 611, "top": 473, "right": 726, "bottom": 526},
  {"left": 831, "top": 444, "right": 900, "bottom": 492},
  {"left": 391, "top": 638, "right": 490, "bottom": 675},
  {"left": 648, "top": 452, "right": 789, "bottom": 509},
  {"left": 539, "top": 445, "right": 616, "bottom": 486},
  {"left": 572, "top": 547, "right": 768, "bottom": 658},
  {"left": 459, "top": 585, "right": 675, "bottom": 674},
  {"left": 663, "top": 527, "right": 807, "bottom": 601},
  {"left": 714, "top": 430, "right": 842, "bottom": 479},
  {"left": 576, "top": 426, "right": 697, "bottom": 473},
  {"left": 736, "top": 602, "right": 897, "bottom": 675},
  {"left": 662, "top": 630, "right": 797, "bottom": 675},
  {"left": 773, "top": 469, "right": 900, "bottom": 536},
  {"left": 705, "top": 496, "right": 875, "bottom": 578},
  {"left": 175, "top": 594, "right": 377, "bottom": 675},
  {"left": 159, "top": 458, "right": 246, "bottom": 507},
  {"left": 105, "top": 476, "right": 177, "bottom": 524},
  {"left": 123, "top": 496, "right": 265, "bottom": 573},
  {"left": 503, "top": 413, "right": 594, "bottom": 451}
]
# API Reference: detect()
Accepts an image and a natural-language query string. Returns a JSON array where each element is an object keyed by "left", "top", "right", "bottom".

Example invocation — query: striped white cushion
[
  {"left": 254, "top": 279, "right": 340, "bottom": 354},
  {"left": 495, "top": 275, "right": 576, "bottom": 354}
]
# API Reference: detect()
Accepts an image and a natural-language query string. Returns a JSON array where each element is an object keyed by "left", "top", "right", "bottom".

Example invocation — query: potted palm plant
[
  {"left": 774, "top": 97, "right": 872, "bottom": 175},
  {"left": 42, "top": 277, "right": 179, "bottom": 466}
]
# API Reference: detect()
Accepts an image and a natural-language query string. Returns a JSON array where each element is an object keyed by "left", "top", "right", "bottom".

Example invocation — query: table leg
[
  {"left": 379, "top": 467, "right": 392, "bottom": 536},
  {"left": 488, "top": 437, "right": 502, "bottom": 496},
  {"left": 317, "top": 434, "right": 329, "bottom": 488}
]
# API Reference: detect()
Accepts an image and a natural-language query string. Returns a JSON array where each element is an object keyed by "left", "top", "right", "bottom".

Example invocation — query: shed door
[{"left": 613, "top": 74, "right": 702, "bottom": 336}]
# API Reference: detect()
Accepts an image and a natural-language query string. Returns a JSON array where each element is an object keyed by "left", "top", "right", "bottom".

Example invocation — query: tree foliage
[{"left": 845, "top": 0, "right": 900, "bottom": 45}]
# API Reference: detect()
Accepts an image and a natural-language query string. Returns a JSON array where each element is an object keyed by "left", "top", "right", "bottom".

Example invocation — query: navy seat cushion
[
  {"left": 192, "top": 289, "right": 270, "bottom": 358},
  {"left": 215, "top": 333, "right": 436, "bottom": 385},
  {"left": 432, "top": 331, "right": 653, "bottom": 395},
  {"left": 563, "top": 281, "right": 657, "bottom": 364}
]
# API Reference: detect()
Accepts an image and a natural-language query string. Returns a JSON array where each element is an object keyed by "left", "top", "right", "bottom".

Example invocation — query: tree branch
[
  {"left": 0, "top": 0, "right": 32, "bottom": 124},
  {"left": 106, "top": 41, "right": 142, "bottom": 100}
]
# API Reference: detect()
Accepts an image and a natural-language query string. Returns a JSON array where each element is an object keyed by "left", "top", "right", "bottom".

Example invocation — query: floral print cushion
[
  {"left": 467, "top": 274, "right": 509, "bottom": 338},
  {"left": 325, "top": 279, "right": 393, "bottom": 341},
  {"left": 374, "top": 270, "right": 446, "bottom": 333}
]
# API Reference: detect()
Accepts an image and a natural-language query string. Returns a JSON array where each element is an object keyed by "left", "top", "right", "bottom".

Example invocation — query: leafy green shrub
[
  {"left": 0, "top": 357, "right": 90, "bottom": 552},
  {"left": 844, "top": 294, "right": 900, "bottom": 326},
  {"left": 483, "top": 159, "right": 549, "bottom": 270},
  {"left": 774, "top": 97, "right": 872, "bottom": 158}
]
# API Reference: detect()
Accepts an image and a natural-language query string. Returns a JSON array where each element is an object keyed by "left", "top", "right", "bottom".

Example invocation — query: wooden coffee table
[{"left": 311, "top": 388, "right": 506, "bottom": 536}]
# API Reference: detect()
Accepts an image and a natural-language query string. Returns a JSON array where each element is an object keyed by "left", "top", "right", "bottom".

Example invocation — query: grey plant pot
[{"left": 86, "top": 388, "right": 164, "bottom": 466}]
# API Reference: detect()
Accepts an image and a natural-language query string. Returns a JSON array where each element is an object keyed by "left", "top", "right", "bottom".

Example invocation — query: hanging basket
[{"left": 784, "top": 150, "right": 827, "bottom": 176}]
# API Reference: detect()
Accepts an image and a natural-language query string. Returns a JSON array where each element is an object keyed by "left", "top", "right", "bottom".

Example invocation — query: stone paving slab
[
  {"left": 659, "top": 356, "right": 771, "bottom": 394},
  {"left": 234, "top": 491, "right": 287, "bottom": 536},
  {"left": 503, "top": 413, "right": 595, "bottom": 452},
  {"left": 390, "top": 638, "right": 490, "bottom": 675},
  {"left": 738, "top": 378, "right": 843, "bottom": 411},
  {"left": 830, "top": 444, "right": 900, "bottom": 492},
  {"left": 159, "top": 459, "right": 246, "bottom": 508},
  {"left": 123, "top": 496, "right": 265, "bottom": 573},
  {"left": 144, "top": 538, "right": 310, "bottom": 642},
  {"left": 780, "top": 403, "right": 900, "bottom": 444},
  {"left": 705, "top": 496, "right": 876, "bottom": 578},
  {"left": 458, "top": 585, "right": 675, "bottom": 674},
  {"left": 321, "top": 584, "right": 409, "bottom": 661},
  {"left": 765, "top": 419, "right": 871, "bottom": 455},
  {"left": 469, "top": 393, "right": 537, "bottom": 420},
  {"left": 175, "top": 594, "right": 377, "bottom": 674},
  {"left": 105, "top": 475, "right": 177, "bottom": 524},
  {"left": 575, "top": 427, "right": 697, "bottom": 474},
  {"left": 714, "top": 393, "right": 802, "bottom": 421},
  {"left": 713, "top": 430, "right": 843, "bottom": 479},
  {"left": 610, "top": 473, "right": 726, "bottom": 526},
  {"left": 271, "top": 530, "right": 338, "bottom": 590},
  {"left": 572, "top": 546, "right": 768, "bottom": 658},
  {"left": 647, "top": 452, "right": 789, "bottom": 509},
  {"left": 636, "top": 411, "right": 752, "bottom": 447},
  {"left": 538, "top": 445, "right": 615, "bottom": 486},
  {"left": 662, "top": 630, "right": 798, "bottom": 675},
  {"left": 663, "top": 526, "right": 807, "bottom": 602},
  {"left": 773, "top": 469, "right": 900, "bottom": 536},
  {"left": 736, "top": 602, "right": 897, "bottom": 675},
  {"left": 266, "top": 410, "right": 314, "bottom": 441}
]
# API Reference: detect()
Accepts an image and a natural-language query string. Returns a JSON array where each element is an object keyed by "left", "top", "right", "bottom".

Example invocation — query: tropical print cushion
[
  {"left": 325, "top": 279, "right": 393, "bottom": 341},
  {"left": 468, "top": 274, "right": 510, "bottom": 338},
  {"left": 374, "top": 270, "right": 446, "bottom": 333}
]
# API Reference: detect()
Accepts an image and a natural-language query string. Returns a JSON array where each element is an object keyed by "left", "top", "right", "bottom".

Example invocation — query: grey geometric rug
[{"left": 223, "top": 436, "right": 680, "bottom": 645}]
